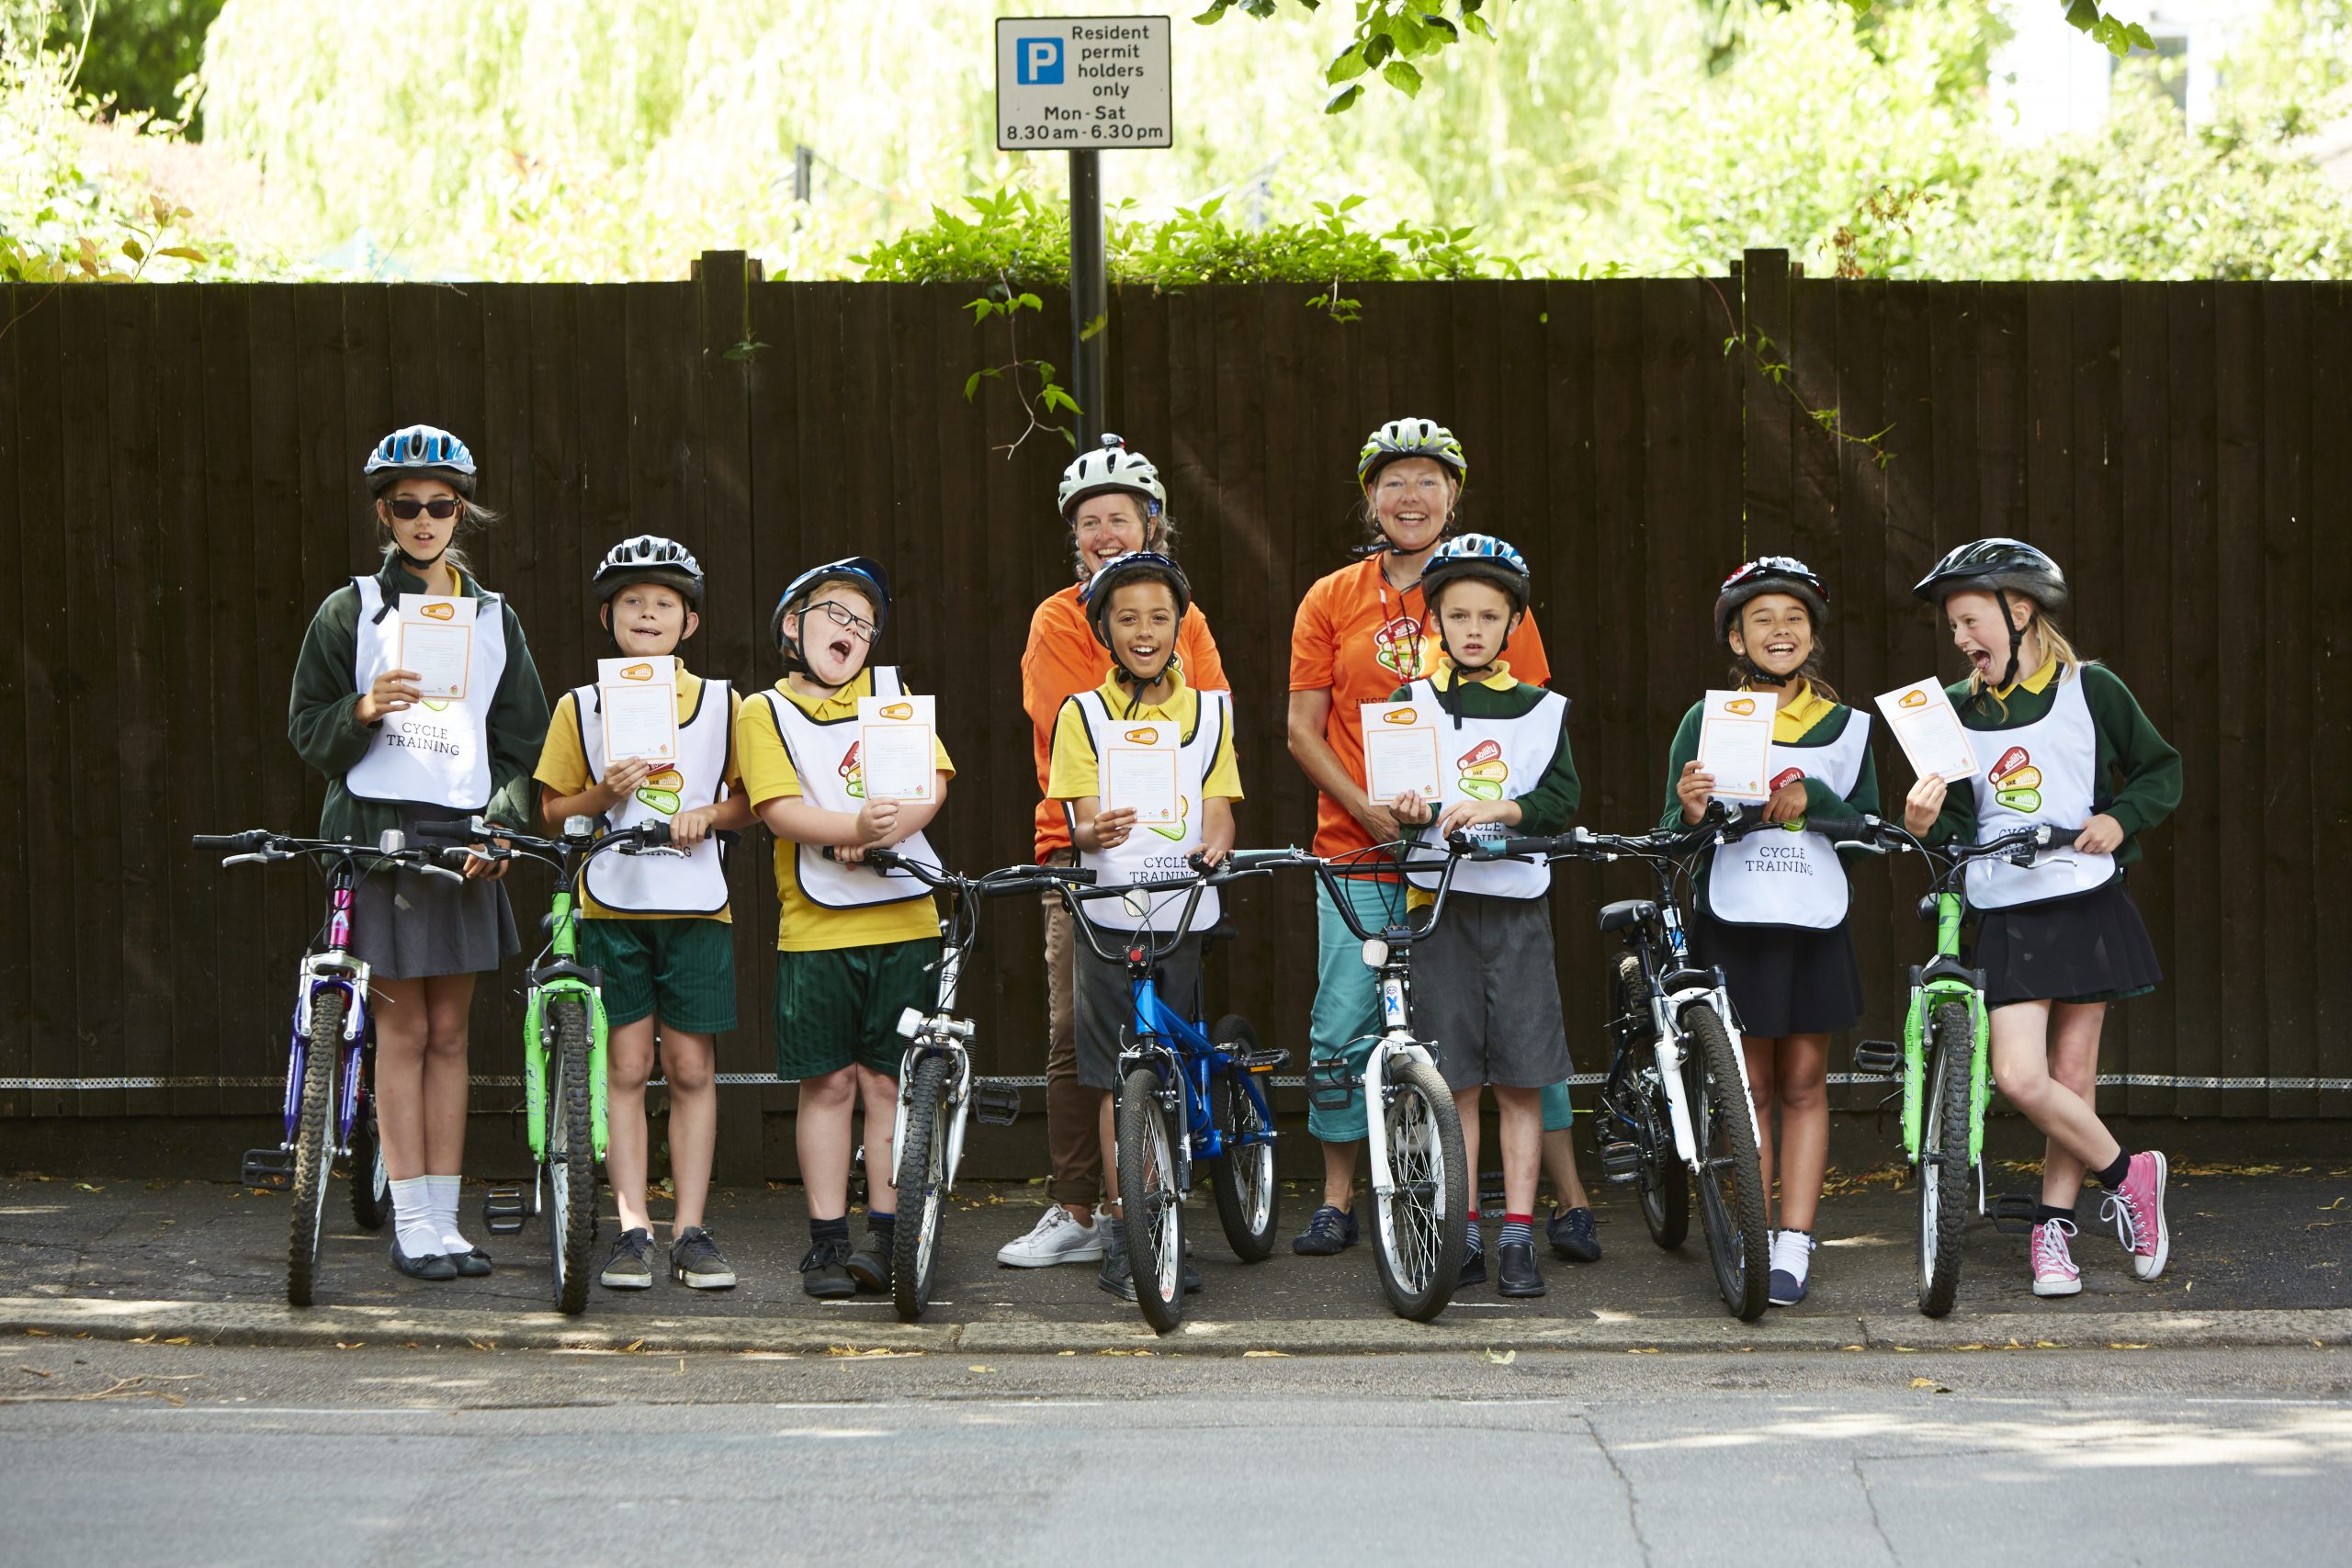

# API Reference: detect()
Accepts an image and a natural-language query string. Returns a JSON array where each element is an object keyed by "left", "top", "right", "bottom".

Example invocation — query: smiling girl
[
  {"left": 286, "top": 425, "right": 551, "bottom": 1280},
  {"left": 1905, "top": 538, "right": 2179, "bottom": 1298},
  {"left": 1663, "top": 557, "right": 1878, "bottom": 1307}
]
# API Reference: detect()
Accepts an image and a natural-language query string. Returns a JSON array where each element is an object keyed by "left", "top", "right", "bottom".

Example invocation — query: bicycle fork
[
  {"left": 1647, "top": 983, "right": 1762, "bottom": 1169},
  {"left": 521, "top": 980, "right": 611, "bottom": 1164},
  {"left": 1359, "top": 970, "right": 1442, "bottom": 1207}
]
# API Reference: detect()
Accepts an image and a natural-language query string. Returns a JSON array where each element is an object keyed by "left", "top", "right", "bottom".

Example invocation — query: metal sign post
[{"left": 995, "top": 17, "right": 1173, "bottom": 448}]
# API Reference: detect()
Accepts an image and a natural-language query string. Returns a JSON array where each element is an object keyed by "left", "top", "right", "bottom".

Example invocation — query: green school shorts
[
  {"left": 580, "top": 917, "right": 738, "bottom": 1033},
  {"left": 772, "top": 935, "right": 941, "bottom": 1081}
]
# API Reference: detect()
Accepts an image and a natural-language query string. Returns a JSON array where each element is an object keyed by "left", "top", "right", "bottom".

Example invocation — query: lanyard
[{"left": 1374, "top": 563, "right": 1427, "bottom": 684}]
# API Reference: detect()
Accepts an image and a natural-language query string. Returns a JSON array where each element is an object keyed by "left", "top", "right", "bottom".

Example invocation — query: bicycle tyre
[
  {"left": 890, "top": 1054, "right": 954, "bottom": 1322},
  {"left": 1616, "top": 953, "right": 1688, "bottom": 1251},
  {"left": 1917, "top": 1000, "right": 1975, "bottom": 1318},
  {"left": 1207, "top": 1016, "right": 1280, "bottom": 1263},
  {"left": 347, "top": 1046, "right": 390, "bottom": 1234},
  {"left": 1117, "top": 1066, "right": 1186, "bottom": 1335},
  {"left": 1683, "top": 1000, "right": 1770, "bottom": 1322},
  {"left": 547, "top": 998, "right": 598, "bottom": 1316},
  {"left": 1371, "top": 1055, "right": 1468, "bottom": 1324},
  {"left": 286, "top": 991, "right": 341, "bottom": 1308}
]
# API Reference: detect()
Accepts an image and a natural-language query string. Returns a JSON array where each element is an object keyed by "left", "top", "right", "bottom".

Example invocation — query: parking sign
[{"left": 994, "top": 16, "right": 1173, "bottom": 151}]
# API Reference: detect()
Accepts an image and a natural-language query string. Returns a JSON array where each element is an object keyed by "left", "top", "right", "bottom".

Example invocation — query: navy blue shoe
[
  {"left": 1548, "top": 1205, "right": 1601, "bottom": 1263},
  {"left": 1767, "top": 1229, "right": 1815, "bottom": 1307},
  {"left": 1291, "top": 1203, "right": 1358, "bottom": 1256}
]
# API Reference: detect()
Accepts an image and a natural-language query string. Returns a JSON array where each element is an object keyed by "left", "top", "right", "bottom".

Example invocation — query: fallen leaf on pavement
[
  {"left": 2108, "top": 1342, "right": 2150, "bottom": 1350},
  {"left": 968, "top": 1365, "right": 995, "bottom": 1373},
  {"left": 334, "top": 1342, "right": 364, "bottom": 1350},
  {"left": 1480, "top": 1348, "right": 1517, "bottom": 1365},
  {"left": 1242, "top": 1349, "right": 1290, "bottom": 1359}
]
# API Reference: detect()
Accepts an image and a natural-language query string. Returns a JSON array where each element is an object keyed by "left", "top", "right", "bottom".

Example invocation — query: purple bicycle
[{"left": 194, "top": 827, "right": 466, "bottom": 1305}]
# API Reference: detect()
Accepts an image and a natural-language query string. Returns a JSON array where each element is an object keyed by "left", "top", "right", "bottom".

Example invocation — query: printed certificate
[
  {"left": 1875, "top": 679, "right": 1980, "bottom": 784},
  {"left": 597, "top": 656, "right": 678, "bottom": 766},
  {"left": 1102, "top": 719, "right": 1180, "bottom": 827},
  {"left": 1697, "top": 689, "right": 1774, "bottom": 803},
  {"left": 397, "top": 594, "right": 475, "bottom": 700},
  {"left": 1360, "top": 701, "right": 1442, "bottom": 803},
  {"left": 856, "top": 694, "right": 937, "bottom": 803}
]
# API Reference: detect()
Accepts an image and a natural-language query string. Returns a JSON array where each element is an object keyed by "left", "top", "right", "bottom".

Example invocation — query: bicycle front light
[
  {"left": 1361, "top": 938, "right": 1389, "bottom": 969},
  {"left": 896, "top": 1007, "right": 925, "bottom": 1041}
]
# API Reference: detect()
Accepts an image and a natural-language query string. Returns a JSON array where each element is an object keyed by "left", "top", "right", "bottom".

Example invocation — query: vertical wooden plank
[
  {"left": 2308, "top": 282, "right": 2352, "bottom": 1115},
  {"left": 0, "top": 292, "right": 28, "bottom": 1109},
  {"left": 1741, "top": 250, "right": 1794, "bottom": 553},
  {"left": 1880, "top": 284, "right": 1939, "bottom": 689},
  {"left": 1639, "top": 279, "right": 1708, "bottom": 772},
  {"left": 1786, "top": 278, "right": 1843, "bottom": 604},
  {"left": 2260, "top": 283, "right": 2313, "bottom": 1119},
  {"left": 1589, "top": 280, "right": 1649, "bottom": 827},
  {"left": 6, "top": 288, "right": 71, "bottom": 1116},
  {"left": 2162, "top": 283, "right": 2221, "bottom": 1118},
  {"left": 61, "top": 288, "right": 121, "bottom": 1114},
  {"left": 2023, "top": 282, "right": 2075, "bottom": 563},
  {"left": 2212, "top": 283, "right": 2266, "bottom": 1107},
  {"left": 1204, "top": 283, "right": 1270, "bottom": 1033},
  {"left": 1833, "top": 280, "right": 1892, "bottom": 1108},
  {"left": 292, "top": 285, "right": 352, "bottom": 830},
  {"left": 153, "top": 286, "right": 220, "bottom": 1117},
  {"left": 1927, "top": 281, "right": 1981, "bottom": 570},
  {"left": 1974, "top": 283, "right": 2029, "bottom": 543},
  {"left": 1541, "top": 279, "right": 1608, "bottom": 1017},
  {"left": 2117, "top": 282, "right": 2174, "bottom": 1119}
]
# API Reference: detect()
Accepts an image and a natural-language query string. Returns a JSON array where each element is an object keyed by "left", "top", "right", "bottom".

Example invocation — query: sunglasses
[{"left": 386, "top": 497, "right": 462, "bottom": 520}]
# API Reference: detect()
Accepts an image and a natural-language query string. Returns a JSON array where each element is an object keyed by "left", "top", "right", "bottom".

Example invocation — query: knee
[
  {"left": 423, "top": 1017, "right": 471, "bottom": 1062},
  {"left": 1992, "top": 1059, "right": 2046, "bottom": 1107},
  {"left": 661, "top": 1043, "right": 714, "bottom": 1096},
  {"left": 799, "top": 1066, "right": 855, "bottom": 1112},
  {"left": 1777, "top": 1070, "right": 1826, "bottom": 1114}
]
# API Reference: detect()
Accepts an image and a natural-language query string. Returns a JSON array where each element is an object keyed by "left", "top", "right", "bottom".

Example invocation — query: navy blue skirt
[
  {"left": 1687, "top": 907, "right": 1865, "bottom": 1038},
  {"left": 1973, "top": 874, "right": 2162, "bottom": 1009}
]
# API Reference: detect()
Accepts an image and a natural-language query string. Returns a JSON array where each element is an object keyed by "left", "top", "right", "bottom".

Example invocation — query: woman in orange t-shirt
[
  {"left": 1284, "top": 420, "right": 1596, "bottom": 1264},
  {"left": 996, "top": 434, "right": 1227, "bottom": 1271}
]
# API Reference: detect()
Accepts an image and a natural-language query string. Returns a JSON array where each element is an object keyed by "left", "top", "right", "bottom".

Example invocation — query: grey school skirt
[{"left": 349, "top": 802, "right": 521, "bottom": 981}]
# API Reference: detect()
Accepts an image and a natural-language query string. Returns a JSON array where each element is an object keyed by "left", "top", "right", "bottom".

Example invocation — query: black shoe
[
  {"left": 845, "top": 1229, "right": 891, "bottom": 1293},
  {"left": 1548, "top": 1205, "right": 1602, "bottom": 1263},
  {"left": 670, "top": 1226, "right": 737, "bottom": 1290},
  {"left": 1098, "top": 1221, "right": 1136, "bottom": 1302},
  {"left": 1291, "top": 1204, "right": 1358, "bottom": 1256},
  {"left": 600, "top": 1227, "right": 656, "bottom": 1290},
  {"left": 799, "top": 1235, "right": 856, "bottom": 1300},
  {"left": 1498, "top": 1240, "right": 1546, "bottom": 1298},
  {"left": 390, "top": 1239, "right": 458, "bottom": 1281},
  {"left": 445, "top": 1246, "right": 493, "bottom": 1277},
  {"left": 1459, "top": 1246, "right": 1487, "bottom": 1287},
  {"left": 1182, "top": 1262, "right": 1203, "bottom": 1293}
]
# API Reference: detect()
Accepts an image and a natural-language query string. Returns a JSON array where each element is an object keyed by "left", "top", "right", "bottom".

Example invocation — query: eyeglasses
[
  {"left": 803, "top": 599, "right": 877, "bottom": 641},
  {"left": 386, "top": 497, "right": 462, "bottom": 520}
]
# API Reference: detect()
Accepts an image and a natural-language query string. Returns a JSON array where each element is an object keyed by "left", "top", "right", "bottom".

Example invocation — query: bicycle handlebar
[
  {"left": 190, "top": 828, "right": 468, "bottom": 881},
  {"left": 852, "top": 845, "right": 1097, "bottom": 897}
]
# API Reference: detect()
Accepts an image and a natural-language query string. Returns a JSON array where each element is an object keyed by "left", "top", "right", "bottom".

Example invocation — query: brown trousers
[{"left": 1041, "top": 849, "right": 1101, "bottom": 1210}]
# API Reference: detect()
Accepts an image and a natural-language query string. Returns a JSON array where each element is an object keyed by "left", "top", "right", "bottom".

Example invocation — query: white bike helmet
[
  {"left": 593, "top": 535, "right": 705, "bottom": 607},
  {"left": 1057, "top": 432, "right": 1166, "bottom": 518},
  {"left": 1356, "top": 417, "right": 1467, "bottom": 490}
]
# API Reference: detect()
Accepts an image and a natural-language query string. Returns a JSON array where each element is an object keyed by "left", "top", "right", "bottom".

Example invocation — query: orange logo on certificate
[
  {"left": 419, "top": 601, "right": 455, "bottom": 621},
  {"left": 618, "top": 662, "right": 655, "bottom": 682},
  {"left": 1899, "top": 688, "right": 1928, "bottom": 708},
  {"left": 1383, "top": 707, "right": 1419, "bottom": 726},
  {"left": 880, "top": 701, "right": 913, "bottom": 720},
  {"left": 1124, "top": 728, "right": 1161, "bottom": 745},
  {"left": 1724, "top": 696, "right": 1757, "bottom": 716},
  {"left": 1147, "top": 794, "right": 1192, "bottom": 842}
]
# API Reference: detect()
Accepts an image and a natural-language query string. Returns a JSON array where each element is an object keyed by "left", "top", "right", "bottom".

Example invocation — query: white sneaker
[{"left": 995, "top": 1202, "right": 1105, "bottom": 1268}]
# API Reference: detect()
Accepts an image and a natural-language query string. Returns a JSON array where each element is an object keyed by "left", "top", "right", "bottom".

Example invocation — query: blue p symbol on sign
[{"left": 1016, "top": 37, "right": 1064, "bottom": 85}]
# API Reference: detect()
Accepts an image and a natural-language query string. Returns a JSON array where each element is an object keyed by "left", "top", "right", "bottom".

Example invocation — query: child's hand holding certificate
[
  {"left": 597, "top": 656, "right": 679, "bottom": 766},
  {"left": 1101, "top": 720, "right": 1181, "bottom": 827},
  {"left": 398, "top": 594, "right": 476, "bottom": 700},
  {"left": 1359, "top": 700, "right": 1442, "bottom": 804},
  {"left": 1697, "top": 690, "right": 1774, "bottom": 803},
  {"left": 1874, "top": 679, "right": 1979, "bottom": 784},
  {"left": 856, "top": 694, "right": 936, "bottom": 803}
]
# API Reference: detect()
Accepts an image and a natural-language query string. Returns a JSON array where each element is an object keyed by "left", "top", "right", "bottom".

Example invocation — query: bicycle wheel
[
  {"left": 1682, "top": 1000, "right": 1770, "bottom": 1321},
  {"left": 1116, "top": 1066, "right": 1186, "bottom": 1334},
  {"left": 890, "top": 1054, "right": 953, "bottom": 1322},
  {"left": 1917, "top": 1000, "right": 1976, "bottom": 1318},
  {"left": 546, "top": 998, "right": 598, "bottom": 1316},
  {"left": 1208, "top": 1017, "right": 1279, "bottom": 1263},
  {"left": 1371, "top": 1055, "right": 1468, "bottom": 1323},
  {"left": 286, "top": 992, "right": 341, "bottom": 1308},
  {"left": 347, "top": 1046, "right": 390, "bottom": 1234},
  {"left": 1613, "top": 954, "right": 1687, "bottom": 1250}
]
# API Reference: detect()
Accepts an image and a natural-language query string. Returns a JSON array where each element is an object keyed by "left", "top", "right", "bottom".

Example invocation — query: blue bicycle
[{"left": 1062, "top": 853, "right": 1286, "bottom": 1334}]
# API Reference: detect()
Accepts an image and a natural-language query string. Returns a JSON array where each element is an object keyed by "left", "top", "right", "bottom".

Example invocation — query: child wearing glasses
[
  {"left": 733, "top": 558, "right": 955, "bottom": 1300},
  {"left": 286, "top": 425, "right": 550, "bottom": 1281}
]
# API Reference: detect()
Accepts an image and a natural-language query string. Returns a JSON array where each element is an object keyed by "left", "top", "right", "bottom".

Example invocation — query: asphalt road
[{"left": 4, "top": 1337, "right": 2347, "bottom": 1568}]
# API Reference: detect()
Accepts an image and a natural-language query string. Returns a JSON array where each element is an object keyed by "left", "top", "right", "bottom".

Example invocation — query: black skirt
[
  {"left": 1688, "top": 907, "right": 1865, "bottom": 1037},
  {"left": 1973, "top": 874, "right": 2162, "bottom": 1008}
]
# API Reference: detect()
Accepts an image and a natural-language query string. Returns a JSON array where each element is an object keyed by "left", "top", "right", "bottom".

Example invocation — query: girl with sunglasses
[{"left": 287, "top": 424, "right": 552, "bottom": 1281}]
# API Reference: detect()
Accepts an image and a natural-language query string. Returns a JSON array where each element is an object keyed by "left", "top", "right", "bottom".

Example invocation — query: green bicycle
[
  {"left": 420, "top": 812, "right": 670, "bottom": 1314},
  {"left": 1851, "top": 818, "right": 2079, "bottom": 1317}
]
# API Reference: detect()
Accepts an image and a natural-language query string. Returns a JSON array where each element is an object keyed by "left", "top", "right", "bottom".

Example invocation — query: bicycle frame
[
  {"left": 1900, "top": 889, "right": 1993, "bottom": 1168},
  {"left": 890, "top": 910, "right": 978, "bottom": 1193},
  {"left": 1609, "top": 850, "right": 1758, "bottom": 1170},
  {"left": 281, "top": 859, "right": 371, "bottom": 1162},
  {"left": 521, "top": 875, "right": 610, "bottom": 1166}
]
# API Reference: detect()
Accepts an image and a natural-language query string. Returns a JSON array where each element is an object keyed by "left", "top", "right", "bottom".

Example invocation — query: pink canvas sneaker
[
  {"left": 2030, "top": 1218, "right": 2081, "bottom": 1297},
  {"left": 2101, "top": 1150, "right": 2171, "bottom": 1280}
]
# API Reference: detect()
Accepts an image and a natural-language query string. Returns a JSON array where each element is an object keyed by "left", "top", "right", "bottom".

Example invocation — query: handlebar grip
[
  {"left": 191, "top": 830, "right": 269, "bottom": 852},
  {"left": 413, "top": 818, "right": 479, "bottom": 842},
  {"left": 2040, "top": 826, "right": 2081, "bottom": 851},
  {"left": 1222, "top": 848, "right": 1300, "bottom": 873},
  {"left": 1477, "top": 835, "right": 1559, "bottom": 860},
  {"left": 635, "top": 820, "right": 672, "bottom": 848},
  {"left": 1063, "top": 867, "right": 1098, "bottom": 886}
]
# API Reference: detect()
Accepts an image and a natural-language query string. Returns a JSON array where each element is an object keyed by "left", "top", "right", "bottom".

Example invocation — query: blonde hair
[{"left": 1964, "top": 608, "right": 2086, "bottom": 715}]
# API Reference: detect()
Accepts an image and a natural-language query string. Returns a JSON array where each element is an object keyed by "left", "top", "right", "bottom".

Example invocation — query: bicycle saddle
[{"left": 1598, "top": 898, "right": 1659, "bottom": 933}]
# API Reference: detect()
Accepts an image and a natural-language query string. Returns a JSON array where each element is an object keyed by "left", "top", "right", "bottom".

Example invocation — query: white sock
[
  {"left": 390, "top": 1177, "right": 442, "bottom": 1259},
  {"left": 1773, "top": 1228, "right": 1815, "bottom": 1283},
  {"left": 427, "top": 1174, "right": 472, "bottom": 1255}
]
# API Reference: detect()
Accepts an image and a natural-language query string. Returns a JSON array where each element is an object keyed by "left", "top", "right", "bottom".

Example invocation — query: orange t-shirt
[
  {"left": 1287, "top": 555, "right": 1552, "bottom": 860},
  {"left": 1023, "top": 583, "right": 1228, "bottom": 861}
]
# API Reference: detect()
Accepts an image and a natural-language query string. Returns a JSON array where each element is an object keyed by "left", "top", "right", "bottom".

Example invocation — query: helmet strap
[{"left": 1996, "top": 588, "right": 2026, "bottom": 691}]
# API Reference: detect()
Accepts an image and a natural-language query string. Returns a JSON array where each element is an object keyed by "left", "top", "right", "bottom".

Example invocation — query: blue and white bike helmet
[
  {"left": 363, "top": 423, "right": 477, "bottom": 497},
  {"left": 1419, "top": 533, "right": 1531, "bottom": 615},
  {"left": 594, "top": 535, "right": 705, "bottom": 607},
  {"left": 771, "top": 556, "right": 892, "bottom": 656}
]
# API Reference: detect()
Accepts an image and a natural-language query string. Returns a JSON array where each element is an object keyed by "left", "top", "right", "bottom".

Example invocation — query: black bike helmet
[
  {"left": 1715, "top": 555, "right": 1829, "bottom": 640},
  {"left": 1913, "top": 537, "right": 2066, "bottom": 690},
  {"left": 1080, "top": 550, "right": 1192, "bottom": 649},
  {"left": 594, "top": 535, "right": 705, "bottom": 608}
]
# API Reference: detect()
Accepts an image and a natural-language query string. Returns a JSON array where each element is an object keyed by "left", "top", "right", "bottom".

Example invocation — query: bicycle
[
  {"left": 1276, "top": 837, "right": 1485, "bottom": 1324},
  {"left": 417, "top": 811, "right": 671, "bottom": 1315},
  {"left": 837, "top": 846, "right": 1093, "bottom": 1321},
  {"left": 1847, "top": 818, "right": 2080, "bottom": 1316},
  {"left": 1059, "top": 852, "right": 1289, "bottom": 1334},
  {"left": 1474, "top": 803, "right": 1826, "bottom": 1322},
  {"left": 194, "top": 827, "right": 468, "bottom": 1306}
]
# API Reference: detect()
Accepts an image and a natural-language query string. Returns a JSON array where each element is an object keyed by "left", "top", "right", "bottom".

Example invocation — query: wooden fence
[{"left": 2, "top": 253, "right": 2344, "bottom": 1180}]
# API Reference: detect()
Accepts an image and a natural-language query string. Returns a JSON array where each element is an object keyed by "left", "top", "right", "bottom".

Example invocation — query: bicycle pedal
[
  {"left": 1989, "top": 1192, "right": 2041, "bottom": 1235},
  {"left": 969, "top": 1080, "right": 1023, "bottom": 1127},
  {"left": 239, "top": 1149, "right": 294, "bottom": 1190},
  {"left": 1233, "top": 1046, "right": 1290, "bottom": 1072},
  {"left": 1598, "top": 1140, "right": 1644, "bottom": 1182},
  {"left": 1302, "top": 1057, "right": 1357, "bottom": 1111},
  {"left": 481, "top": 1182, "right": 532, "bottom": 1235},
  {"left": 1851, "top": 1039, "right": 1903, "bottom": 1077}
]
